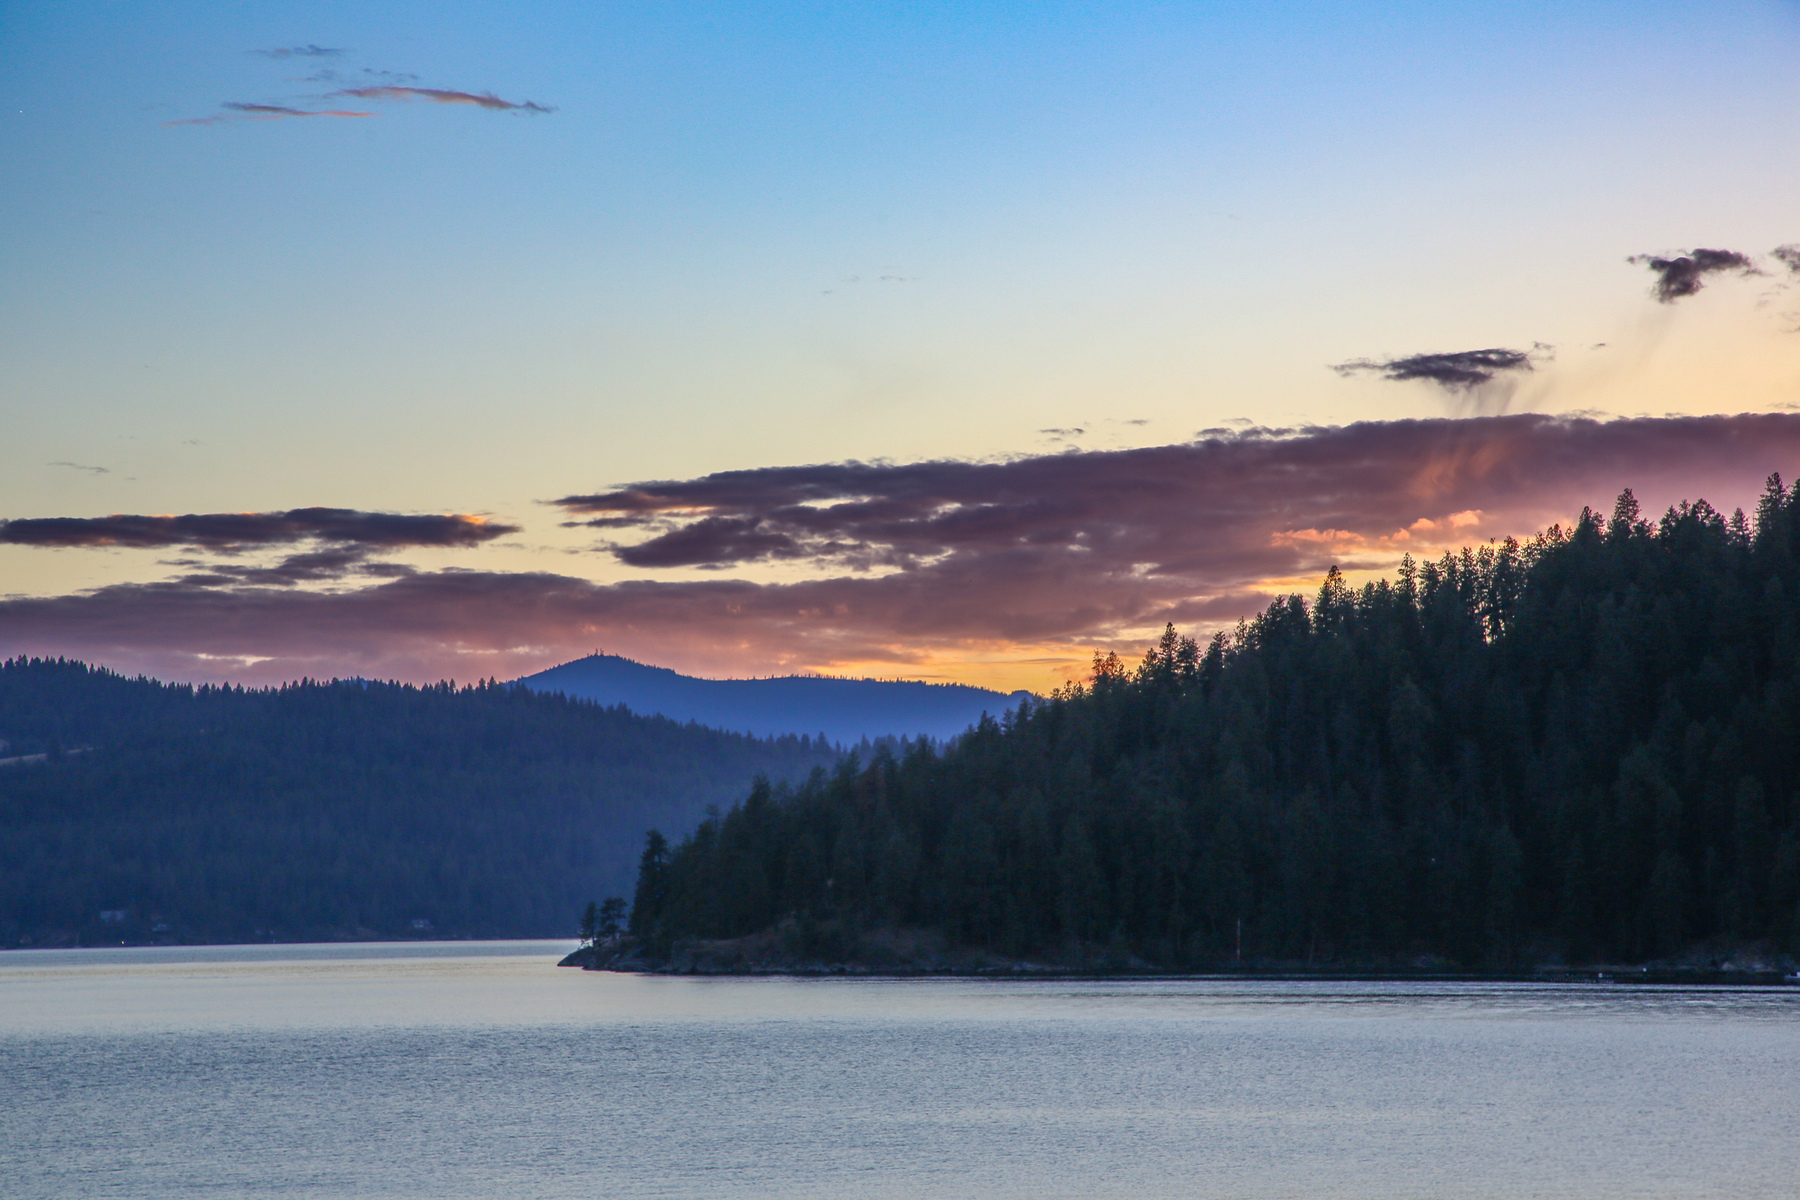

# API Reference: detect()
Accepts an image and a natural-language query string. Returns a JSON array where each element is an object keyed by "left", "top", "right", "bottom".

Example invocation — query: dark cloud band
[
  {"left": 7, "top": 414, "right": 1799, "bottom": 684},
  {"left": 555, "top": 413, "right": 1800, "bottom": 576},
  {"left": 0, "top": 508, "right": 516, "bottom": 551}
]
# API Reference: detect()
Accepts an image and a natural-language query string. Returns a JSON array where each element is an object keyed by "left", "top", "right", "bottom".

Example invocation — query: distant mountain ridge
[
  {"left": 514, "top": 654, "right": 1032, "bottom": 744},
  {"left": 0, "top": 659, "right": 841, "bottom": 946}
]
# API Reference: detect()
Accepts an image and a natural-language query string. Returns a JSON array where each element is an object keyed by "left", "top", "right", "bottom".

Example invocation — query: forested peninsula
[
  {"left": 601, "top": 480, "right": 1800, "bottom": 976},
  {"left": 0, "top": 668, "right": 838, "bottom": 946}
]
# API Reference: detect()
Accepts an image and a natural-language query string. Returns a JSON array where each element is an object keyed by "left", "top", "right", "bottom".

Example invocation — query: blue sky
[{"left": 4, "top": 2, "right": 1800, "bottom": 686}]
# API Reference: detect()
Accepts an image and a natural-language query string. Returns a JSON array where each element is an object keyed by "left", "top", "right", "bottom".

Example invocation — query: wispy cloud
[
  {"left": 173, "top": 50, "right": 550, "bottom": 126},
  {"left": 165, "top": 105, "right": 373, "bottom": 126},
  {"left": 168, "top": 547, "right": 398, "bottom": 587},
  {"left": 48, "top": 461, "right": 109, "bottom": 475},
  {"left": 1629, "top": 248, "right": 1759, "bottom": 303},
  {"left": 223, "top": 102, "right": 331, "bottom": 117},
  {"left": 331, "top": 86, "right": 554, "bottom": 113},
  {"left": 250, "top": 45, "right": 347, "bottom": 59}
]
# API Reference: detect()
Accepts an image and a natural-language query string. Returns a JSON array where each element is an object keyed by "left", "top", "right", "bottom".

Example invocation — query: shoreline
[{"left": 560, "top": 939, "right": 1800, "bottom": 986}]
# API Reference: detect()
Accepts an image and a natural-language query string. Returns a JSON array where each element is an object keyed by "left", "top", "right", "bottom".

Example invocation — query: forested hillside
[
  {"left": 0, "top": 667, "right": 838, "bottom": 946},
  {"left": 631, "top": 479, "right": 1800, "bottom": 969}
]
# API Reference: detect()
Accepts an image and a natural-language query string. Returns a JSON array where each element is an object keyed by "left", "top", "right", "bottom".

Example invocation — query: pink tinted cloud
[
  {"left": 332, "top": 86, "right": 552, "bottom": 113},
  {"left": 165, "top": 104, "right": 373, "bottom": 126},
  {"left": 557, "top": 412, "right": 1800, "bottom": 581},
  {"left": 5, "top": 414, "right": 1800, "bottom": 685}
]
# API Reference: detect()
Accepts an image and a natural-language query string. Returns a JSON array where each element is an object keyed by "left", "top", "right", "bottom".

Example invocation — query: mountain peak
[{"left": 513, "top": 653, "right": 1029, "bottom": 744}]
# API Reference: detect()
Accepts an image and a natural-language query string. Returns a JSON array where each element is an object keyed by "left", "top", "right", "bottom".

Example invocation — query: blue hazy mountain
[{"left": 514, "top": 654, "right": 1032, "bottom": 744}]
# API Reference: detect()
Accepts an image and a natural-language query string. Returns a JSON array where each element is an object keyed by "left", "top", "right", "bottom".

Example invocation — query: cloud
[
  {"left": 1331, "top": 348, "right": 1536, "bottom": 392},
  {"left": 552, "top": 414, "right": 1800, "bottom": 583},
  {"left": 9, "top": 414, "right": 1800, "bottom": 686},
  {"left": 177, "top": 547, "right": 396, "bottom": 587},
  {"left": 48, "top": 461, "right": 108, "bottom": 475},
  {"left": 331, "top": 86, "right": 553, "bottom": 113},
  {"left": 165, "top": 105, "right": 374, "bottom": 126},
  {"left": 607, "top": 516, "right": 808, "bottom": 569},
  {"left": 224, "top": 103, "right": 315, "bottom": 116},
  {"left": 170, "top": 72, "right": 545, "bottom": 127},
  {"left": 303, "top": 68, "right": 425, "bottom": 85},
  {"left": 1773, "top": 245, "right": 1800, "bottom": 276},
  {"left": 251, "top": 45, "right": 347, "bottom": 59},
  {"left": 222, "top": 103, "right": 373, "bottom": 120},
  {"left": 0, "top": 508, "right": 516, "bottom": 551},
  {"left": 1629, "top": 248, "right": 1758, "bottom": 303}
]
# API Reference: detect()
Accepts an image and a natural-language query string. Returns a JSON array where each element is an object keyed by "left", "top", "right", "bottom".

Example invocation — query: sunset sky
[{"left": 5, "top": 1, "right": 1800, "bottom": 690}]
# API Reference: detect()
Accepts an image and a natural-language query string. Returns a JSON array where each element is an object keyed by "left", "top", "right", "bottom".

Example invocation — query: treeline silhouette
[
  {"left": 633, "top": 480, "right": 1800, "bottom": 968},
  {"left": 0, "top": 667, "right": 839, "bottom": 946}
]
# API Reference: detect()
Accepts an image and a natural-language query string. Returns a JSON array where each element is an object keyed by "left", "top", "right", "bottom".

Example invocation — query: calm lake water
[{"left": 2, "top": 942, "right": 1796, "bottom": 1199}]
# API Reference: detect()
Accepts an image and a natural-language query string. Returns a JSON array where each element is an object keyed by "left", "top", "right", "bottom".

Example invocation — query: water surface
[{"left": 3, "top": 942, "right": 1795, "bottom": 1198}]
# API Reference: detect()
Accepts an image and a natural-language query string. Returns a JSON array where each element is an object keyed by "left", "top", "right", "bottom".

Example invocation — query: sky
[{"left": 3, "top": 1, "right": 1800, "bottom": 691}]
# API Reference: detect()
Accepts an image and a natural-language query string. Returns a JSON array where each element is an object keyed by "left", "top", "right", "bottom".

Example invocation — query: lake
[{"left": 2, "top": 941, "right": 1796, "bottom": 1198}]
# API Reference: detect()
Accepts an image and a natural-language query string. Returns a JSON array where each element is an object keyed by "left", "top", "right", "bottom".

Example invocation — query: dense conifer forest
[
  {"left": 0, "top": 666, "right": 838, "bottom": 946},
  {"left": 629, "top": 480, "right": 1800, "bottom": 969}
]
